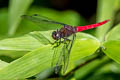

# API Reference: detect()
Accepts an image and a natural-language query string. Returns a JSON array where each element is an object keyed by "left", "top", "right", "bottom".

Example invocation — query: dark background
[{"left": 0, "top": 0, "right": 97, "bottom": 19}]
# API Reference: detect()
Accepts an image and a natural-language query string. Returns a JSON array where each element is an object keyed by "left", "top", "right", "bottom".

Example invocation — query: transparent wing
[
  {"left": 55, "top": 46, "right": 64, "bottom": 74},
  {"left": 62, "top": 34, "right": 76, "bottom": 73},
  {"left": 52, "top": 34, "right": 76, "bottom": 74},
  {"left": 52, "top": 42, "right": 64, "bottom": 74},
  {"left": 52, "top": 46, "right": 60, "bottom": 67},
  {"left": 22, "top": 14, "right": 69, "bottom": 30}
]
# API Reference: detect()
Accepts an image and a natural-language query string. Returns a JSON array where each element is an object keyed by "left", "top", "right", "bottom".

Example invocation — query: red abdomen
[{"left": 76, "top": 19, "right": 110, "bottom": 32}]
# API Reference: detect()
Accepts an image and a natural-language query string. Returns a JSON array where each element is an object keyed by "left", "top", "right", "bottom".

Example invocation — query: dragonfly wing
[
  {"left": 52, "top": 34, "right": 75, "bottom": 74},
  {"left": 52, "top": 40, "right": 64, "bottom": 74},
  {"left": 55, "top": 47, "right": 63, "bottom": 74},
  {"left": 31, "top": 14, "right": 66, "bottom": 25},
  {"left": 22, "top": 14, "right": 69, "bottom": 30},
  {"left": 52, "top": 47, "right": 58, "bottom": 66},
  {"left": 28, "top": 32, "right": 52, "bottom": 45},
  {"left": 53, "top": 44, "right": 65, "bottom": 74},
  {"left": 62, "top": 34, "right": 76, "bottom": 73}
]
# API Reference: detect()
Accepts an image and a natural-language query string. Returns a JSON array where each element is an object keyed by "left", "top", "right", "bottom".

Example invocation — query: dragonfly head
[{"left": 52, "top": 31, "right": 61, "bottom": 40}]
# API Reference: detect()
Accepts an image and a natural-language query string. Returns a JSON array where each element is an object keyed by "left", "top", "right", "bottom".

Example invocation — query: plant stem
[{"left": 64, "top": 56, "right": 98, "bottom": 78}]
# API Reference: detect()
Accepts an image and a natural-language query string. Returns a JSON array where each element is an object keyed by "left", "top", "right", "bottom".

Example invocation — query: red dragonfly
[{"left": 22, "top": 14, "right": 109, "bottom": 73}]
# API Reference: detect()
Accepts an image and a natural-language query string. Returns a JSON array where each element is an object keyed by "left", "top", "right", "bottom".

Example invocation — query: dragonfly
[{"left": 22, "top": 14, "right": 110, "bottom": 74}]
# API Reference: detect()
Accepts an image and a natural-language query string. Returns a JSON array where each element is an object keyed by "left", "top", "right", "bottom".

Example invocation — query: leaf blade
[
  {"left": 0, "top": 32, "right": 100, "bottom": 79},
  {"left": 96, "top": 0, "right": 117, "bottom": 41},
  {"left": 8, "top": 0, "right": 33, "bottom": 36},
  {"left": 105, "top": 23, "right": 120, "bottom": 41},
  {"left": 103, "top": 40, "right": 120, "bottom": 64}
]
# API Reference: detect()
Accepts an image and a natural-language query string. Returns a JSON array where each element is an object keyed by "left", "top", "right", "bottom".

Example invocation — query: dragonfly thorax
[{"left": 52, "top": 26, "right": 76, "bottom": 40}]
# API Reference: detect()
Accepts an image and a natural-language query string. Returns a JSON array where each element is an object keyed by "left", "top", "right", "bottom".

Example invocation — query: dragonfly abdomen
[{"left": 76, "top": 19, "right": 110, "bottom": 32}]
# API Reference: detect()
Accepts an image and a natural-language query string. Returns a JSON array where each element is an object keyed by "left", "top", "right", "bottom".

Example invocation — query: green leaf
[
  {"left": 35, "top": 68, "right": 54, "bottom": 80},
  {"left": 105, "top": 24, "right": 120, "bottom": 41},
  {"left": 0, "top": 60, "right": 9, "bottom": 70},
  {"left": 96, "top": 0, "right": 117, "bottom": 41},
  {"left": 0, "top": 32, "right": 100, "bottom": 79},
  {"left": 0, "top": 8, "right": 8, "bottom": 35},
  {"left": 0, "top": 35, "right": 42, "bottom": 51},
  {"left": 103, "top": 40, "right": 120, "bottom": 64},
  {"left": 8, "top": 0, "right": 33, "bottom": 36},
  {"left": 114, "top": 0, "right": 120, "bottom": 10},
  {"left": 75, "top": 57, "right": 111, "bottom": 80},
  {"left": 0, "top": 50, "right": 27, "bottom": 59},
  {"left": 0, "top": 31, "right": 52, "bottom": 51},
  {"left": 110, "top": 62, "right": 120, "bottom": 73}
]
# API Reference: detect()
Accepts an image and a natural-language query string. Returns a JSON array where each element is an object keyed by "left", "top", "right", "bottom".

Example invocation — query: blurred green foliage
[{"left": 0, "top": 0, "right": 120, "bottom": 80}]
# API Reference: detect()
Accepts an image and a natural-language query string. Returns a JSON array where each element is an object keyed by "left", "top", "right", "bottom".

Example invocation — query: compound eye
[
  {"left": 52, "top": 31, "right": 57, "bottom": 40},
  {"left": 52, "top": 31, "right": 56, "bottom": 34}
]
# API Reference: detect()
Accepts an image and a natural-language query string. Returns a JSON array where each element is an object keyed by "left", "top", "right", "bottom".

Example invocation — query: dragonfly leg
[
  {"left": 63, "top": 37, "right": 71, "bottom": 42},
  {"left": 53, "top": 38, "right": 62, "bottom": 48},
  {"left": 68, "top": 34, "right": 76, "bottom": 50},
  {"left": 51, "top": 40, "right": 58, "bottom": 45}
]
